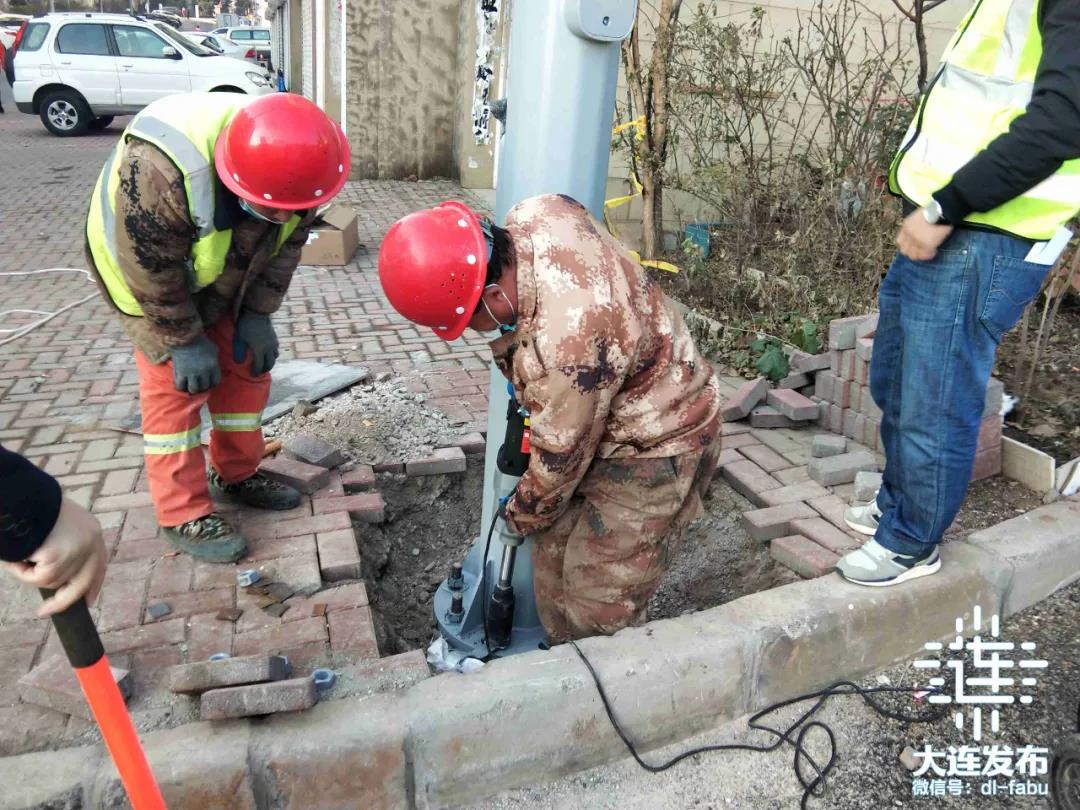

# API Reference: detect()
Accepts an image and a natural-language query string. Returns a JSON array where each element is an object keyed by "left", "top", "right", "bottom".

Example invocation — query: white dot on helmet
[
  {"left": 338, "top": 164, "right": 343, "bottom": 173},
  {"left": 233, "top": 173, "right": 240, "bottom": 182},
  {"left": 455, "top": 306, "right": 465, "bottom": 315},
  {"left": 466, "top": 254, "right": 476, "bottom": 265},
  {"left": 314, "top": 189, "right": 324, "bottom": 197},
  {"left": 458, "top": 219, "right": 467, "bottom": 228},
  {"left": 263, "top": 193, "right": 273, "bottom": 200}
]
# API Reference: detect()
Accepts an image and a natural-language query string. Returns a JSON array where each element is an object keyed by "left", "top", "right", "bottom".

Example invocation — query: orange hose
[{"left": 74, "top": 658, "right": 167, "bottom": 810}]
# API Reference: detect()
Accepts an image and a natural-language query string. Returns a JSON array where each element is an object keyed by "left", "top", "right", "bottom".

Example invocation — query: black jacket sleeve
[
  {"left": 0, "top": 445, "right": 63, "bottom": 563},
  {"left": 934, "top": 0, "right": 1080, "bottom": 224}
]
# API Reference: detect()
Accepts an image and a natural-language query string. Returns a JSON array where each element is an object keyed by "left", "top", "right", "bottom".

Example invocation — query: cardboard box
[{"left": 300, "top": 204, "right": 359, "bottom": 265}]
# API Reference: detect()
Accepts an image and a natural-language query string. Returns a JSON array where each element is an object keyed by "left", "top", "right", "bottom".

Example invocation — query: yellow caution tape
[{"left": 603, "top": 118, "right": 679, "bottom": 273}]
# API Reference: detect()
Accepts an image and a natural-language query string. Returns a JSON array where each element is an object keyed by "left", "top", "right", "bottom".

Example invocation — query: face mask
[
  {"left": 239, "top": 198, "right": 281, "bottom": 224},
  {"left": 480, "top": 283, "right": 516, "bottom": 332}
]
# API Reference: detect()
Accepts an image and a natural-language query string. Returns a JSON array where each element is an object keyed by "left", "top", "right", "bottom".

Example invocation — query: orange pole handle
[
  {"left": 74, "top": 658, "right": 167, "bottom": 810},
  {"left": 42, "top": 593, "right": 167, "bottom": 810}
]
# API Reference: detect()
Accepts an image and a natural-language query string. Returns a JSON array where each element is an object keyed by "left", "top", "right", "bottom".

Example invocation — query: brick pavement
[{"left": 0, "top": 103, "right": 493, "bottom": 754}]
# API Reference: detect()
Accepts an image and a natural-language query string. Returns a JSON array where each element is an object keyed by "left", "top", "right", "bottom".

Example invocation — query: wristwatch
[{"left": 922, "top": 198, "right": 945, "bottom": 225}]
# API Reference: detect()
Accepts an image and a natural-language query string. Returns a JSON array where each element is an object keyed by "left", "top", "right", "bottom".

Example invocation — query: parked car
[
  {"left": 145, "top": 11, "right": 182, "bottom": 29},
  {"left": 184, "top": 31, "right": 250, "bottom": 62},
  {"left": 13, "top": 13, "right": 274, "bottom": 136},
  {"left": 222, "top": 26, "right": 270, "bottom": 69},
  {"left": 0, "top": 14, "right": 29, "bottom": 50}
]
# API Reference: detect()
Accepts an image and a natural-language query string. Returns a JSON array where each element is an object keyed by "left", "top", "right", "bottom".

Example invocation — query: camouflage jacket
[
  {"left": 85, "top": 138, "right": 314, "bottom": 363},
  {"left": 495, "top": 194, "right": 722, "bottom": 537}
]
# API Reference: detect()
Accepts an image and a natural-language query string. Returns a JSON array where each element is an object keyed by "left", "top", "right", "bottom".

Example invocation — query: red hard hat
[
  {"left": 214, "top": 94, "right": 350, "bottom": 210},
  {"left": 378, "top": 201, "right": 487, "bottom": 341}
]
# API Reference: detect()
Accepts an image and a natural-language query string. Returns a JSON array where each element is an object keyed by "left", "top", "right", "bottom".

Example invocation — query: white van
[{"left": 12, "top": 12, "right": 274, "bottom": 136}]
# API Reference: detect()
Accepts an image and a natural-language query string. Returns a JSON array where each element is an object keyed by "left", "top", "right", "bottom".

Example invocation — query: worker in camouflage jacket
[
  {"left": 378, "top": 193, "right": 723, "bottom": 642},
  {"left": 85, "top": 93, "right": 351, "bottom": 563}
]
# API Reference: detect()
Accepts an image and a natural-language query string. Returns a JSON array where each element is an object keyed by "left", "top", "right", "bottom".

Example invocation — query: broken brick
[
  {"left": 742, "top": 503, "right": 818, "bottom": 542},
  {"left": 328, "top": 606, "right": 380, "bottom": 659},
  {"left": 19, "top": 655, "right": 132, "bottom": 721},
  {"left": 406, "top": 447, "right": 467, "bottom": 477},
  {"left": 855, "top": 337, "right": 874, "bottom": 363},
  {"left": 828, "top": 315, "right": 874, "bottom": 351},
  {"left": 721, "top": 459, "right": 782, "bottom": 507},
  {"left": 808, "top": 450, "right": 877, "bottom": 487},
  {"left": 790, "top": 517, "right": 861, "bottom": 554},
  {"left": 770, "top": 535, "right": 840, "bottom": 578},
  {"left": 258, "top": 456, "right": 331, "bottom": 495},
  {"left": 749, "top": 405, "right": 799, "bottom": 429},
  {"left": 282, "top": 434, "right": 346, "bottom": 469},
  {"left": 721, "top": 377, "right": 770, "bottom": 422},
  {"left": 312, "top": 493, "right": 385, "bottom": 523},
  {"left": 738, "top": 443, "right": 791, "bottom": 473},
  {"left": 316, "top": 528, "right": 363, "bottom": 582},
  {"left": 340, "top": 465, "right": 376, "bottom": 492},
  {"left": 766, "top": 388, "right": 819, "bottom": 421},
  {"left": 812, "top": 434, "right": 846, "bottom": 458},
  {"left": 758, "top": 481, "right": 831, "bottom": 507},
  {"left": 200, "top": 676, "right": 316, "bottom": 720}
]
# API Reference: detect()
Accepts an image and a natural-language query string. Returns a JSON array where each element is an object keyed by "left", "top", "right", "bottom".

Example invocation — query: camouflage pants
[{"left": 532, "top": 439, "right": 722, "bottom": 643}]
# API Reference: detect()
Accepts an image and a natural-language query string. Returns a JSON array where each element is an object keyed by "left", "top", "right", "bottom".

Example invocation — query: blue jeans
[{"left": 871, "top": 228, "right": 1051, "bottom": 556}]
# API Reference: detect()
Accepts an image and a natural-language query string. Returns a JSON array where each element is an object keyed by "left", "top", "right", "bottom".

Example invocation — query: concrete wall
[
  {"left": 605, "top": 0, "right": 973, "bottom": 247},
  {"left": 343, "top": 0, "right": 462, "bottom": 180}
]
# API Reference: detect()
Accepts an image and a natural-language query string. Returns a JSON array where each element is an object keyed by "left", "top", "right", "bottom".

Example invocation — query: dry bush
[{"left": 659, "top": 1, "right": 917, "bottom": 342}]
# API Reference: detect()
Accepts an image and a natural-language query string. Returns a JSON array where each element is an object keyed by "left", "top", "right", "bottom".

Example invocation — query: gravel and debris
[{"left": 264, "top": 376, "right": 462, "bottom": 466}]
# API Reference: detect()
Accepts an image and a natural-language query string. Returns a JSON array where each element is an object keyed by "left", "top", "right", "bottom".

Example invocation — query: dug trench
[{"left": 356, "top": 459, "right": 793, "bottom": 656}]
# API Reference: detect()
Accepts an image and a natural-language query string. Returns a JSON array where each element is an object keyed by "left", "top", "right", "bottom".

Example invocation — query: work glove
[
  {"left": 171, "top": 335, "right": 221, "bottom": 394},
  {"left": 233, "top": 312, "right": 279, "bottom": 376}
]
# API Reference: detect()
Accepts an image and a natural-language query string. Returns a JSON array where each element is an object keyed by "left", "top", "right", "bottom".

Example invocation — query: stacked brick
[{"left": 807, "top": 314, "right": 1003, "bottom": 482}]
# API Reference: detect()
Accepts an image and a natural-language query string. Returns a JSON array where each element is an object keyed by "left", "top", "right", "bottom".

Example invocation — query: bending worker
[
  {"left": 378, "top": 194, "right": 723, "bottom": 642},
  {"left": 85, "top": 93, "right": 350, "bottom": 563}
]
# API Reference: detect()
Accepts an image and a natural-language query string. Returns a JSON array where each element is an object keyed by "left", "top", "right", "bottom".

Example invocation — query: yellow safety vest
[
  {"left": 86, "top": 93, "right": 301, "bottom": 316},
  {"left": 889, "top": 0, "right": 1080, "bottom": 241}
]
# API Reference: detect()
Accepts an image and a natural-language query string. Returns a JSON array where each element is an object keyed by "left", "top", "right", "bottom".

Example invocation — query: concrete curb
[{"left": 3, "top": 500, "right": 1078, "bottom": 810}]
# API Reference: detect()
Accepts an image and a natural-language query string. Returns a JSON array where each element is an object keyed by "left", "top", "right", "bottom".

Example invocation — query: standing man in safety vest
[
  {"left": 377, "top": 195, "right": 723, "bottom": 642},
  {"left": 86, "top": 93, "right": 350, "bottom": 563},
  {"left": 835, "top": 0, "right": 1080, "bottom": 586}
]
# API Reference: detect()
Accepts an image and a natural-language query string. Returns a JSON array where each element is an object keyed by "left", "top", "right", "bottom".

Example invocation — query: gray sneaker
[
  {"left": 835, "top": 539, "right": 941, "bottom": 587},
  {"left": 162, "top": 512, "right": 247, "bottom": 563},
  {"left": 844, "top": 498, "right": 882, "bottom": 536}
]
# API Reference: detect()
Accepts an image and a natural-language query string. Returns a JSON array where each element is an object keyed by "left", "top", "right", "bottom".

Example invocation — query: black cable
[
  {"left": 570, "top": 641, "right": 948, "bottom": 810},
  {"left": 479, "top": 508, "right": 500, "bottom": 658}
]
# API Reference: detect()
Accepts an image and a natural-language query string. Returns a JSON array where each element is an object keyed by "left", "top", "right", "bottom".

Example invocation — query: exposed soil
[
  {"left": 943, "top": 475, "right": 1046, "bottom": 542},
  {"left": 357, "top": 460, "right": 486, "bottom": 654},
  {"left": 649, "top": 477, "right": 797, "bottom": 621},
  {"left": 265, "top": 376, "right": 462, "bottom": 467},
  {"left": 997, "top": 300, "right": 1080, "bottom": 464},
  {"left": 359, "top": 460, "right": 780, "bottom": 655}
]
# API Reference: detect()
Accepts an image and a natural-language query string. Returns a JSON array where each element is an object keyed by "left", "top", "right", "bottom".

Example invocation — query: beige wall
[
  {"left": 344, "top": 0, "right": 464, "bottom": 180},
  {"left": 605, "top": 0, "right": 973, "bottom": 247}
]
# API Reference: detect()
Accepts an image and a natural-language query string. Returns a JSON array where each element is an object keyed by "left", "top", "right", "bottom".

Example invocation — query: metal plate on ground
[{"left": 113, "top": 360, "right": 369, "bottom": 438}]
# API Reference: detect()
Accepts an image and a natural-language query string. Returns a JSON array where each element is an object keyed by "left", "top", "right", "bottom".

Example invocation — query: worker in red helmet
[
  {"left": 85, "top": 92, "right": 350, "bottom": 562},
  {"left": 379, "top": 195, "right": 724, "bottom": 642}
]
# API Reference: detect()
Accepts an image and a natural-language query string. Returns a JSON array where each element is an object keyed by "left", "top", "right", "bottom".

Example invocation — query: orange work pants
[{"left": 136, "top": 318, "right": 270, "bottom": 528}]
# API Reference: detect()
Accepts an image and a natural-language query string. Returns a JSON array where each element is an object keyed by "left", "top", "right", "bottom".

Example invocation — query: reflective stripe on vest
[
  {"left": 86, "top": 93, "right": 302, "bottom": 317},
  {"left": 889, "top": 0, "right": 1080, "bottom": 241}
]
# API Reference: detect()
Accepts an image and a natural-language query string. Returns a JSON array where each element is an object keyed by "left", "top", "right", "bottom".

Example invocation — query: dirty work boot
[
  {"left": 835, "top": 538, "right": 941, "bottom": 587},
  {"left": 208, "top": 468, "right": 302, "bottom": 511},
  {"left": 162, "top": 512, "right": 247, "bottom": 563}
]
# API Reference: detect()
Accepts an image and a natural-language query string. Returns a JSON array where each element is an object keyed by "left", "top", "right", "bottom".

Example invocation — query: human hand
[
  {"left": 233, "top": 312, "right": 279, "bottom": 376},
  {"left": 171, "top": 334, "right": 222, "bottom": 393},
  {"left": 896, "top": 208, "right": 954, "bottom": 262},
  {"left": 2, "top": 497, "right": 107, "bottom": 617}
]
